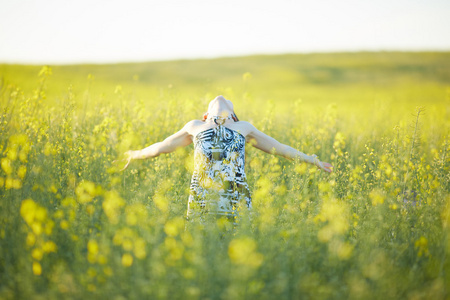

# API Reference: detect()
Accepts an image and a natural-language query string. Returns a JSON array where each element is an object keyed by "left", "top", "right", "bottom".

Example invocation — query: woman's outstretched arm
[
  {"left": 119, "top": 121, "right": 194, "bottom": 170},
  {"left": 245, "top": 122, "right": 333, "bottom": 173}
]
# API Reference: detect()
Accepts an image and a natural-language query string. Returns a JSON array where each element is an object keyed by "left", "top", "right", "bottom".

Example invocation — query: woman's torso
[{"left": 187, "top": 120, "right": 252, "bottom": 220}]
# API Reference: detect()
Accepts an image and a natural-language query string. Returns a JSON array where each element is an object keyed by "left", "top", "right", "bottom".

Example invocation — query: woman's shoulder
[
  {"left": 184, "top": 119, "right": 203, "bottom": 129},
  {"left": 234, "top": 120, "right": 253, "bottom": 127},
  {"left": 232, "top": 121, "right": 256, "bottom": 131},
  {"left": 225, "top": 121, "right": 256, "bottom": 138},
  {"left": 182, "top": 119, "right": 206, "bottom": 136}
]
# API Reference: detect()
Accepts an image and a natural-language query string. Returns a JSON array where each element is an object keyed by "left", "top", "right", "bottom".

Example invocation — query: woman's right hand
[
  {"left": 318, "top": 161, "right": 333, "bottom": 173},
  {"left": 113, "top": 151, "right": 135, "bottom": 171},
  {"left": 312, "top": 155, "right": 333, "bottom": 173},
  {"left": 315, "top": 160, "right": 333, "bottom": 173}
]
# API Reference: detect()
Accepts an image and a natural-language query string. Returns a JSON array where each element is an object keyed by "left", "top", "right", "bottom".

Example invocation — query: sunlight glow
[{"left": 0, "top": 0, "right": 449, "bottom": 64}]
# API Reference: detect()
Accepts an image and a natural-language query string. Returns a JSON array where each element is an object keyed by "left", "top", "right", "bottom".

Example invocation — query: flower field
[{"left": 0, "top": 52, "right": 449, "bottom": 299}]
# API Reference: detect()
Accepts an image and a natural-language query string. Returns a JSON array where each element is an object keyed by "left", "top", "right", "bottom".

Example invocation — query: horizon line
[{"left": 1, "top": 48, "right": 449, "bottom": 66}]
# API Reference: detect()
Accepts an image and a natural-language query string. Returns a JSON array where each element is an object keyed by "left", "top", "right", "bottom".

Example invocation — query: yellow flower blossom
[
  {"left": 414, "top": 236, "right": 429, "bottom": 257},
  {"left": 125, "top": 203, "right": 148, "bottom": 226},
  {"left": 243, "top": 72, "right": 252, "bottom": 81},
  {"left": 336, "top": 242, "right": 354, "bottom": 260},
  {"left": 122, "top": 253, "right": 133, "bottom": 267},
  {"left": 315, "top": 199, "right": 350, "bottom": 243},
  {"left": 60, "top": 220, "right": 69, "bottom": 230},
  {"left": 26, "top": 233, "right": 36, "bottom": 247},
  {"left": 32, "top": 262, "right": 42, "bottom": 275},
  {"left": 88, "top": 240, "right": 99, "bottom": 255},
  {"left": 134, "top": 238, "right": 147, "bottom": 259},
  {"left": 32, "top": 248, "right": 44, "bottom": 261},
  {"left": 1, "top": 158, "right": 12, "bottom": 175},
  {"left": 228, "top": 237, "right": 264, "bottom": 268},
  {"left": 75, "top": 181, "right": 97, "bottom": 204},
  {"left": 164, "top": 217, "right": 185, "bottom": 237},
  {"left": 369, "top": 189, "right": 385, "bottom": 206},
  {"left": 43, "top": 241, "right": 57, "bottom": 253},
  {"left": 102, "top": 190, "right": 125, "bottom": 224}
]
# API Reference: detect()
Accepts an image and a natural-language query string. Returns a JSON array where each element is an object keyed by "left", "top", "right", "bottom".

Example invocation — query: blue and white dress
[{"left": 187, "top": 124, "right": 252, "bottom": 221}]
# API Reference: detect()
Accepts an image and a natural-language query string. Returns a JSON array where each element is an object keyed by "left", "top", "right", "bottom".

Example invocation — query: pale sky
[{"left": 0, "top": 0, "right": 449, "bottom": 64}]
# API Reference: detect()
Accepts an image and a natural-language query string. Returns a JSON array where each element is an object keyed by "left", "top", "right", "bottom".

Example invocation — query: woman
[{"left": 121, "top": 95, "right": 333, "bottom": 221}]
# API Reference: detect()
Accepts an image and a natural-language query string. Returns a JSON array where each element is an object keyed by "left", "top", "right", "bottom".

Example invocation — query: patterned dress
[{"left": 187, "top": 125, "right": 252, "bottom": 222}]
